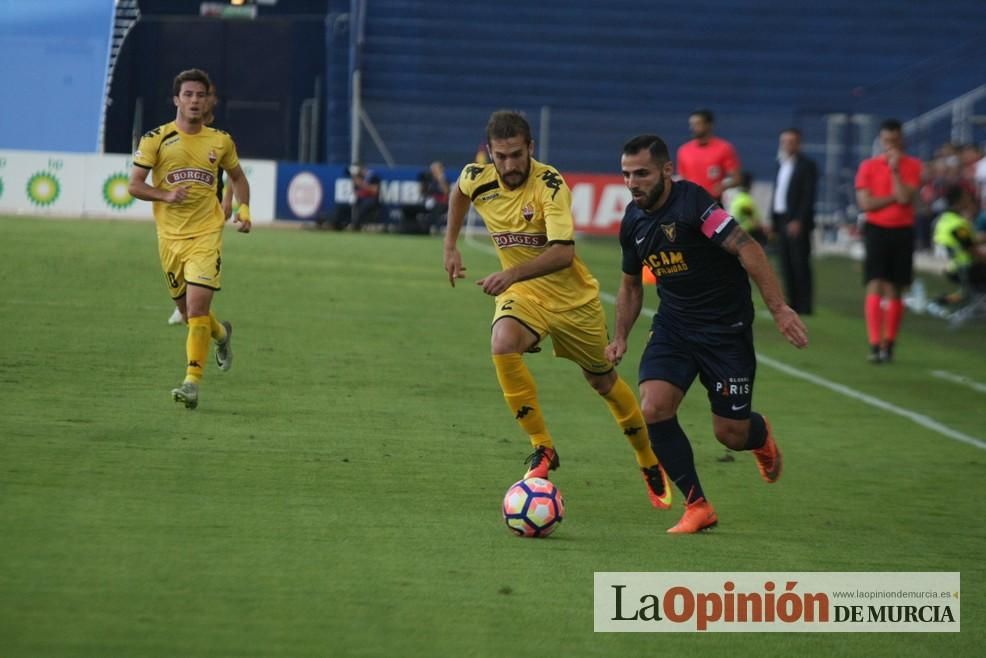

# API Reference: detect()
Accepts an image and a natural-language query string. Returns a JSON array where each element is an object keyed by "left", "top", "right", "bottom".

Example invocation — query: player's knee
[
  {"left": 490, "top": 337, "right": 523, "bottom": 355},
  {"left": 640, "top": 397, "right": 675, "bottom": 424},
  {"left": 585, "top": 370, "right": 616, "bottom": 395}
]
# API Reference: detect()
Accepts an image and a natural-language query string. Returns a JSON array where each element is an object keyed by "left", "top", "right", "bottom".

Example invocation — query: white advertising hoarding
[{"left": 0, "top": 150, "right": 275, "bottom": 223}]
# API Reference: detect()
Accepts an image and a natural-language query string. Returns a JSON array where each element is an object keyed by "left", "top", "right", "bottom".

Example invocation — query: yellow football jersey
[
  {"left": 457, "top": 158, "right": 599, "bottom": 312},
  {"left": 134, "top": 121, "right": 240, "bottom": 239}
]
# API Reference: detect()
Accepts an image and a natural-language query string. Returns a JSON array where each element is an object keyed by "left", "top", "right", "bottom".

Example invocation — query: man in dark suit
[{"left": 771, "top": 128, "right": 818, "bottom": 315}]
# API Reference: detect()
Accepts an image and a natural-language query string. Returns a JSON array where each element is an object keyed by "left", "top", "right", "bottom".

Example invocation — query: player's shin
[
  {"left": 184, "top": 315, "right": 211, "bottom": 383},
  {"left": 742, "top": 412, "right": 768, "bottom": 450},
  {"left": 647, "top": 416, "right": 706, "bottom": 504},
  {"left": 602, "top": 376, "right": 658, "bottom": 468},
  {"left": 492, "top": 353, "right": 552, "bottom": 449},
  {"left": 208, "top": 311, "right": 227, "bottom": 342}
]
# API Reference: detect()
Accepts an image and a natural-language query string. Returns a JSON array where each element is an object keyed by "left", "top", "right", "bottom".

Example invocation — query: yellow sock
[
  {"left": 492, "top": 353, "right": 552, "bottom": 449},
  {"left": 602, "top": 376, "right": 658, "bottom": 468},
  {"left": 185, "top": 315, "right": 211, "bottom": 383},
  {"left": 209, "top": 311, "right": 227, "bottom": 343}
]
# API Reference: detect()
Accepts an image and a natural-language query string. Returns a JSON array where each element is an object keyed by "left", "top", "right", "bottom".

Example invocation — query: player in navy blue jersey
[{"left": 606, "top": 134, "right": 808, "bottom": 534}]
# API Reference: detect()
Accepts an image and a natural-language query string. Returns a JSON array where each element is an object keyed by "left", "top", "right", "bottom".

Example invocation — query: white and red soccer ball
[{"left": 502, "top": 477, "right": 565, "bottom": 537}]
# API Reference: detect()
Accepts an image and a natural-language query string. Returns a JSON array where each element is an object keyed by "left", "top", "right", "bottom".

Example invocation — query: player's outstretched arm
[
  {"left": 722, "top": 225, "right": 808, "bottom": 348},
  {"left": 443, "top": 183, "right": 470, "bottom": 287},
  {"left": 606, "top": 272, "right": 644, "bottom": 365}
]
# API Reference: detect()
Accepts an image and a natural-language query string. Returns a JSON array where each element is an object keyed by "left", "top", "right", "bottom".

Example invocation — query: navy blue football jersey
[{"left": 620, "top": 180, "right": 753, "bottom": 333}]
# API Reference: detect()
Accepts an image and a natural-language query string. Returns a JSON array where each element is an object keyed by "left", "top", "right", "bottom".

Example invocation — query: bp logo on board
[
  {"left": 103, "top": 172, "right": 135, "bottom": 210},
  {"left": 26, "top": 171, "right": 61, "bottom": 207}
]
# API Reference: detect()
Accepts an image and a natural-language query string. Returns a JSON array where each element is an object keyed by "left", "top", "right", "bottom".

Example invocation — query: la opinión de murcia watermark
[{"left": 593, "top": 572, "right": 960, "bottom": 633}]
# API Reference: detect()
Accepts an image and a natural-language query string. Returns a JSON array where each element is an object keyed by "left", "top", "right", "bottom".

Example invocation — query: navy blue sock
[
  {"left": 647, "top": 416, "right": 705, "bottom": 504},
  {"left": 743, "top": 412, "right": 768, "bottom": 451}
]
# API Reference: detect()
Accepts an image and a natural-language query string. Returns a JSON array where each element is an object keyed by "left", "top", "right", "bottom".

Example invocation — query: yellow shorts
[
  {"left": 492, "top": 294, "right": 613, "bottom": 374},
  {"left": 158, "top": 231, "right": 223, "bottom": 299}
]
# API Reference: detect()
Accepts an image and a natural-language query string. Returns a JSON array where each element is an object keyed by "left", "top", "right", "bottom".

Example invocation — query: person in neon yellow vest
[
  {"left": 729, "top": 171, "right": 767, "bottom": 245},
  {"left": 933, "top": 185, "right": 986, "bottom": 305}
]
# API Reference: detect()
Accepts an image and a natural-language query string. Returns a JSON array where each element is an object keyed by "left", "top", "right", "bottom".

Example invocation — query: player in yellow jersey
[
  {"left": 443, "top": 110, "right": 672, "bottom": 509},
  {"left": 128, "top": 68, "right": 251, "bottom": 409},
  {"left": 167, "top": 82, "right": 234, "bottom": 325}
]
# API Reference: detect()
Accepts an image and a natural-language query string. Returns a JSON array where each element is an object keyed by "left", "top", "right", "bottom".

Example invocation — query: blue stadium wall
[
  {"left": 339, "top": 0, "right": 986, "bottom": 179},
  {"left": 4, "top": 0, "right": 985, "bottom": 180},
  {"left": 0, "top": 0, "right": 115, "bottom": 152}
]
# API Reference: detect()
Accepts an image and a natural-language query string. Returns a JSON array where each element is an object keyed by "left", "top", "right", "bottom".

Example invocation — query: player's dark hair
[
  {"left": 172, "top": 68, "right": 212, "bottom": 96},
  {"left": 690, "top": 109, "right": 715, "bottom": 124},
  {"left": 486, "top": 111, "right": 532, "bottom": 145},
  {"left": 739, "top": 170, "right": 753, "bottom": 188},
  {"left": 780, "top": 127, "right": 801, "bottom": 138},
  {"left": 880, "top": 118, "right": 903, "bottom": 133},
  {"left": 622, "top": 134, "right": 671, "bottom": 165}
]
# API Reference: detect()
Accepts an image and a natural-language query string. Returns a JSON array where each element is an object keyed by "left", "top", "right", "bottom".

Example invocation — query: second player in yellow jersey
[
  {"left": 457, "top": 158, "right": 598, "bottom": 312},
  {"left": 443, "top": 110, "right": 672, "bottom": 512}
]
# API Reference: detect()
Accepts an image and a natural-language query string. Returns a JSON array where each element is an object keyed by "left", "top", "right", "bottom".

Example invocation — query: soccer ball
[{"left": 502, "top": 477, "right": 565, "bottom": 537}]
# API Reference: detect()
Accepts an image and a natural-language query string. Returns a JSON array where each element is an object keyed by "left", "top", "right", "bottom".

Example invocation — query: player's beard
[
  {"left": 498, "top": 155, "right": 530, "bottom": 190},
  {"left": 638, "top": 176, "right": 665, "bottom": 212}
]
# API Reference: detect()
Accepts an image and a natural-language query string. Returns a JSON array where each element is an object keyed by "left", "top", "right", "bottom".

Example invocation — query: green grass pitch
[{"left": 0, "top": 216, "right": 983, "bottom": 656}]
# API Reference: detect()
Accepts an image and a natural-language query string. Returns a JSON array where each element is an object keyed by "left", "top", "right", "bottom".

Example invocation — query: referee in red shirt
[
  {"left": 676, "top": 109, "right": 741, "bottom": 202},
  {"left": 855, "top": 119, "right": 923, "bottom": 363}
]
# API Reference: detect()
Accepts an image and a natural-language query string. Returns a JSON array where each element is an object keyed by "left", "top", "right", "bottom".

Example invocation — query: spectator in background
[
  {"left": 399, "top": 161, "right": 450, "bottom": 235},
  {"left": 676, "top": 109, "right": 741, "bottom": 203},
  {"left": 421, "top": 160, "right": 450, "bottom": 234},
  {"left": 351, "top": 165, "right": 382, "bottom": 231},
  {"left": 932, "top": 184, "right": 986, "bottom": 306},
  {"left": 730, "top": 171, "right": 767, "bottom": 246},
  {"left": 771, "top": 128, "right": 819, "bottom": 315},
  {"left": 855, "top": 119, "right": 922, "bottom": 364},
  {"left": 973, "top": 145, "right": 986, "bottom": 234}
]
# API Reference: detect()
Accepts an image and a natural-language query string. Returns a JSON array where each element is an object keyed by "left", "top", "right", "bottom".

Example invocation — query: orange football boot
[
  {"left": 752, "top": 418, "right": 782, "bottom": 483},
  {"left": 667, "top": 498, "right": 718, "bottom": 534}
]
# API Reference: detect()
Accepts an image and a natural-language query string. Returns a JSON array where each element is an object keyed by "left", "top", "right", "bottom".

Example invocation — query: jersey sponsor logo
[
  {"left": 134, "top": 149, "right": 144, "bottom": 160},
  {"left": 479, "top": 191, "right": 500, "bottom": 202},
  {"left": 661, "top": 222, "right": 677, "bottom": 242},
  {"left": 635, "top": 235, "right": 647, "bottom": 245},
  {"left": 643, "top": 250, "right": 687, "bottom": 276},
  {"left": 491, "top": 231, "right": 548, "bottom": 249},
  {"left": 165, "top": 168, "right": 216, "bottom": 186},
  {"left": 163, "top": 136, "right": 180, "bottom": 147},
  {"left": 521, "top": 203, "right": 535, "bottom": 221},
  {"left": 715, "top": 378, "right": 751, "bottom": 397},
  {"left": 700, "top": 205, "right": 733, "bottom": 238}
]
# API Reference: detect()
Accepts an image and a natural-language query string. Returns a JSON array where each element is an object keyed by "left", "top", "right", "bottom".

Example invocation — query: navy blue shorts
[{"left": 639, "top": 320, "right": 757, "bottom": 420}]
